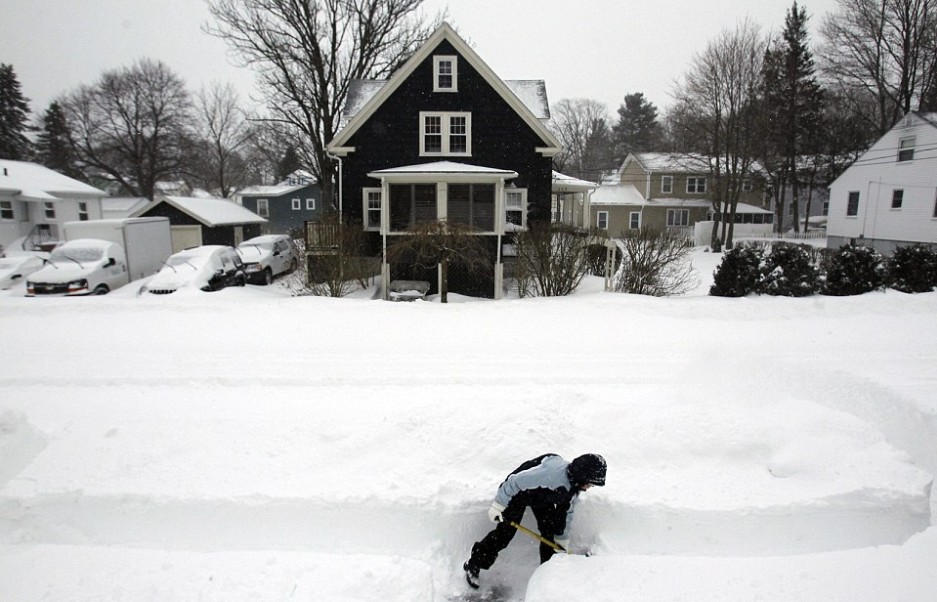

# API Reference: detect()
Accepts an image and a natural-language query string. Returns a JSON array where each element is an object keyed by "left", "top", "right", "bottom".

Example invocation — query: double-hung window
[
  {"left": 1, "top": 200, "right": 14, "bottom": 220},
  {"left": 292, "top": 198, "right": 301, "bottom": 211},
  {"left": 44, "top": 202, "right": 56, "bottom": 219},
  {"left": 78, "top": 202, "right": 89, "bottom": 221},
  {"left": 363, "top": 188, "right": 382, "bottom": 231},
  {"left": 898, "top": 137, "right": 915, "bottom": 162},
  {"left": 433, "top": 56, "right": 457, "bottom": 92},
  {"left": 846, "top": 191, "right": 860, "bottom": 217},
  {"left": 420, "top": 112, "right": 471, "bottom": 156},
  {"left": 686, "top": 177, "right": 707, "bottom": 194},
  {"left": 505, "top": 189, "right": 527, "bottom": 230},
  {"left": 257, "top": 199, "right": 269, "bottom": 218},
  {"left": 661, "top": 176, "right": 673, "bottom": 194},
  {"left": 629, "top": 211, "right": 641, "bottom": 230},
  {"left": 306, "top": 198, "right": 316, "bottom": 211},
  {"left": 596, "top": 211, "right": 609, "bottom": 230}
]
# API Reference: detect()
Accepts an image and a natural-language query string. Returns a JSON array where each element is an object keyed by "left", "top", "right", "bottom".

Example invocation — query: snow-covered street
[{"left": 1, "top": 249, "right": 936, "bottom": 601}]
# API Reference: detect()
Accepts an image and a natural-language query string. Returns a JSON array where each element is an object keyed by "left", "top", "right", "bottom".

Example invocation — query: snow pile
[{"left": 1, "top": 247, "right": 936, "bottom": 601}]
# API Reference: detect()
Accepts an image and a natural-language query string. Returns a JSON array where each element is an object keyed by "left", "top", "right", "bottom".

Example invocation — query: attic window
[
  {"left": 434, "top": 56, "right": 457, "bottom": 92},
  {"left": 898, "top": 137, "right": 915, "bottom": 162}
]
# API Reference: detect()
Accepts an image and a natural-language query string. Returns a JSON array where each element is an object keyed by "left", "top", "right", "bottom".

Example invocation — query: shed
[{"left": 133, "top": 195, "right": 266, "bottom": 252}]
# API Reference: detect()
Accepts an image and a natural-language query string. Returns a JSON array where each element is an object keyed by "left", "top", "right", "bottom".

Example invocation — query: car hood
[{"left": 146, "top": 263, "right": 212, "bottom": 291}]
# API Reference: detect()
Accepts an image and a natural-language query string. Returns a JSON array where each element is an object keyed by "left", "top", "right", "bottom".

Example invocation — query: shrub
[
  {"left": 762, "top": 243, "right": 819, "bottom": 297},
  {"left": 888, "top": 244, "right": 937, "bottom": 293},
  {"left": 709, "top": 243, "right": 765, "bottom": 297},
  {"left": 585, "top": 243, "right": 620, "bottom": 276},
  {"left": 614, "top": 227, "right": 697, "bottom": 297},
  {"left": 513, "top": 223, "right": 590, "bottom": 297},
  {"left": 822, "top": 245, "right": 886, "bottom": 296}
]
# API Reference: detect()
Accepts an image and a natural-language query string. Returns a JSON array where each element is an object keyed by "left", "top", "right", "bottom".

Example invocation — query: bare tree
[
  {"left": 192, "top": 82, "right": 254, "bottom": 197},
  {"left": 549, "top": 98, "right": 614, "bottom": 181},
  {"left": 670, "top": 20, "right": 767, "bottom": 250},
  {"left": 512, "top": 223, "right": 590, "bottom": 297},
  {"left": 62, "top": 59, "right": 194, "bottom": 200},
  {"left": 204, "top": 0, "right": 441, "bottom": 206},
  {"left": 819, "top": 0, "right": 937, "bottom": 136},
  {"left": 613, "top": 227, "right": 698, "bottom": 297}
]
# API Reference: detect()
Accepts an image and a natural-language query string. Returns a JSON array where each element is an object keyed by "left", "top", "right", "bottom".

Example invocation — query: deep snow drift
[{"left": 1, "top": 248, "right": 936, "bottom": 601}]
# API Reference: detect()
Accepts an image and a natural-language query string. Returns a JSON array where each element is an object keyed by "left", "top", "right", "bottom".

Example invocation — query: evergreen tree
[
  {"left": 612, "top": 92, "right": 662, "bottom": 159},
  {"left": 35, "top": 101, "right": 81, "bottom": 178},
  {"left": 761, "top": 2, "right": 823, "bottom": 232},
  {"left": 0, "top": 64, "right": 32, "bottom": 160}
]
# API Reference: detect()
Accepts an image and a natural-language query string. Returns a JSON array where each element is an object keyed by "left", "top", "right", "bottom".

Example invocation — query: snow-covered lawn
[{"left": 1, "top": 247, "right": 935, "bottom": 601}]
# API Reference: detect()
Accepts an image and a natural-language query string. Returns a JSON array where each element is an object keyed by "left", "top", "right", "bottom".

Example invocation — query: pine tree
[
  {"left": 762, "top": 3, "right": 823, "bottom": 233},
  {"left": 0, "top": 64, "right": 32, "bottom": 160},
  {"left": 35, "top": 101, "right": 81, "bottom": 178},
  {"left": 612, "top": 92, "right": 662, "bottom": 159}
]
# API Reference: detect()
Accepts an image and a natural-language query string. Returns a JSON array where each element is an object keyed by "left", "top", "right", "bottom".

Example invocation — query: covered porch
[
  {"left": 551, "top": 171, "right": 598, "bottom": 229},
  {"left": 366, "top": 161, "right": 519, "bottom": 300}
]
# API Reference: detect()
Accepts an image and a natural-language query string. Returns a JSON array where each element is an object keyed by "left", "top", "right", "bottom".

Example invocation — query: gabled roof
[
  {"left": 912, "top": 111, "right": 937, "bottom": 129},
  {"left": 238, "top": 184, "right": 310, "bottom": 197},
  {"left": 329, "top": 22, "right": 560, "bottom": 155},
  {"left": 134, "top": 196, "right": 266, "bottom": 227},
  {"left": 625, "top": 152, "right": 711, "bottom": 174},
  {"left": 0, "top": 159, "right": 105, "bottom": 200}
]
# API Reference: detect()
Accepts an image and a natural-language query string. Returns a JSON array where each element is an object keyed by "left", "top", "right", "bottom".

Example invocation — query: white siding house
[{"left": 827, "top": 112, "right": 937, "bottom": 253}]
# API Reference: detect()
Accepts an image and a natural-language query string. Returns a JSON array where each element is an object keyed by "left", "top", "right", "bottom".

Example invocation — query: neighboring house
[
  {"left": 326, "top": 23, "right": 561, "bottom": 299},
  {"left": 0, "top": 159, "right": 106, "bottom": 252},
  {"left": 133, "top": 195, "right": 266, "bottom": 252},
  {"left": 101, "top": 197, "right": 149, "bottom": 220},
  {"left": 827, "top": 112, "right": 937, "bottom": 254},
  {"left": 237, "top": 180, "right": 323, "bottom": 236},
  {"left": 551, "top": 170, "right": 598, "bottom": 228},
  {"left": 590, "top": 152, "right": 772, "bottom": 238}
]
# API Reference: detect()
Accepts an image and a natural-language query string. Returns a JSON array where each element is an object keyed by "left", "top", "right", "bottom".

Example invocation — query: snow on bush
[
  {"left": 888, "top": 244, "right": 937, "bottom": 294},
  {"left": 822, "top": 245, "right": 887, "bottom": 296}
]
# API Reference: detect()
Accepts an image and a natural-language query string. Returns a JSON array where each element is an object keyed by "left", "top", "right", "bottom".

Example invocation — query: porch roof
[
  {"left": 552, "top": 171, "right": 597, "bottom": 192},
  {"left": 368, "top": 161, "right": 518, "bottom": 180}
]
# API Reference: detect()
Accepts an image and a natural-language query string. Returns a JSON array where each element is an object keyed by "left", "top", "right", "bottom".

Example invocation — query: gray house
[{"left": 237, "top": 180, "right": 323, "bottom": 236}]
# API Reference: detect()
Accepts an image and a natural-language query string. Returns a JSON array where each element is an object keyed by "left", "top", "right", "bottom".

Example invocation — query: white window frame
[
  {"left": 504, "top": 188, "right": 528, "bottom": 231},
  {"left": 661, "top": 175, "right": 673, "bottom": 194},
  {"left": 0, "top": 200, "right": 13, "bottom": 220},
  {"left": 891, "top": 189, "right": 904, "bottom": 210},
  {"left": 596, "top": 211, "right": 609, "bottom": 230},
  {"left": 78, "top": 201, "right": 89, "bottom": 221},
  {"left": 420, "top": 111, "right": 471, "bottom": 157},
  {"left": 898, "top": 137, "right": 915, "bottom": 162},
  {"left": 291, "top": 198, "right": 301, "bottom": 211},
  {"left": 686, "top": 177, "right": 707, "bottom": 194},
  {"left": 742, "top": 179, "right": 753, "bottom": 192},
  {"left": 306, "top": 198, "right": 315, "bottom": 211},
  {"left": 43, "top": 201, "right": 56, "bottom": 219},
  {"left": 667, "top": 209, "right": 689, "bottom": 227},
  {"left": 362, "top": 188, "right": 382, "bottom": 232},
  {"left": 433, "top": 55, "right": 458, "bottom": 92},
  {"left": 846, "top": 191, "right": 859, "bottom": 217},
  {"left": 629, "top": 211, "right": 641, "bottom": 230},
  {"left": 257, "top": 198, "right": 269, "bottom": 218}
]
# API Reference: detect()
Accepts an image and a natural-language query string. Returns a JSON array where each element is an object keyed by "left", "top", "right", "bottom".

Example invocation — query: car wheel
[
  {"left": 93, "top": 284, "right": 109, "bottom": 295},
  {"left": 263, "top": 268, "right": 273, "bottom": 285},
  {"left": 237, "top": 274, "right": 247, "bottom": 287}
]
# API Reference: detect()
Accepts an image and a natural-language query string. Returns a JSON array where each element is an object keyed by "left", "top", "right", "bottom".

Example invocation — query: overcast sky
[{"left": 1, "top": 0, "right": 841, "bottom": 123}]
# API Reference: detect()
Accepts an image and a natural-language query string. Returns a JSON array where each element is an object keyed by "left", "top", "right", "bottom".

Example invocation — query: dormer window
[
  {"left": 898, "top": 137, "right": 915, "bottom": 162},
  {"left": 434, "top": 56, "right": 457, "bottom": 92}
]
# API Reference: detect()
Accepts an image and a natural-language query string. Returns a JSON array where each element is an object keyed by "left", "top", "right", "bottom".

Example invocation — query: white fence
[{"left": 692, "top": 221, "right": 826, "bottom": 246}]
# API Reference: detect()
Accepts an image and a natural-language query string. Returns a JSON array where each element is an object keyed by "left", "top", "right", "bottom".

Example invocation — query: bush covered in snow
[
  {"left": 888, "top": 244, "right": 937, "bottom": 293},
  {"left": 762, "top": 243, "right": 820, "bottom": 297},
  {"left": 709, "top": 243, "right": 765, "bottom": 297},
  {"left": 822, "top": 245, "right": 887, "bottom": 296}
]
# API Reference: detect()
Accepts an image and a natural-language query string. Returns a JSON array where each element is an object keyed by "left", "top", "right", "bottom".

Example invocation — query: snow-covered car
[
  {"left": 0, "top": 255, "right": 44, "bottom": 290},
  {"left": 26, "top": 239, "right": 128, "bottom": 296},
  {"left": 236, "top": 234, "right": 296, "bottom": 285},
  {"left": 140, "top": 245, "right": 247, "bottom": 294}
]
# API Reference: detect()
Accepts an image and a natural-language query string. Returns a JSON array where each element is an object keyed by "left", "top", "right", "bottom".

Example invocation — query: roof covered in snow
[
  {"left": 135, "top": 196, "right": 267, "bottom": 227},
  {"left": 0, "top": 160, "right": 106, "bottom": 200},
  {"left": 368, "top": 161, "right": 518, "bottom": 178},
  {"left": 237, "top": 184, "right": 309, "bottom": 197},
  {"left": 552, "top": 171, "right": 598, "bottom": 192},
  {"left": 590, "top": 183, "right": 648, "bottom": 206}
]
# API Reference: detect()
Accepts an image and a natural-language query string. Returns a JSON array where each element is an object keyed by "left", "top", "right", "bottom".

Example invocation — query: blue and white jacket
[{"left": 494, "top": 454, "right": 579, "bottom": 539}]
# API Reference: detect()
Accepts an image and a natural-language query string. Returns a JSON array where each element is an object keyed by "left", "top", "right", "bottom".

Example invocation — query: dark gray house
[
  {"left": 326, "top": 23, "right": 561, "bottom": 299},
  {"left": 237, "top": 180, "right": 323, "bottom": 237}
]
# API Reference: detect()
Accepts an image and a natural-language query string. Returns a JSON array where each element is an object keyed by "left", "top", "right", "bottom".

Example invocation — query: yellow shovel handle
[{"left": 507, "top": 520, "right": 568, "bottom": 553}]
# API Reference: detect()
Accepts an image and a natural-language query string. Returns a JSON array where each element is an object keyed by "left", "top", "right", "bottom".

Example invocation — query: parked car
[
  {"left": 0, "top": 255, "right": 44, "bottom": 290},
  {"left": 26, "top": 239, "right": 129, "bottom": 296},
  {"left": 236, "top": 235, "right": 296, "bottom": 285},
  {"left": 140, "top": 245, "right": 247, "bottom": 295}
]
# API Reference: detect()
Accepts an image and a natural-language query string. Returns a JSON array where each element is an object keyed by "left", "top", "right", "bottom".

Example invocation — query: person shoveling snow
[{"left": 463, "top": 453, "right": 606, "bottom": 590}]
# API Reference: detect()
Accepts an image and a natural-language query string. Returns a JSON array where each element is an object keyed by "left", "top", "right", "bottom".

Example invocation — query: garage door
[{"left": 170, "top": 226, "right": 202, "bottom": 252}]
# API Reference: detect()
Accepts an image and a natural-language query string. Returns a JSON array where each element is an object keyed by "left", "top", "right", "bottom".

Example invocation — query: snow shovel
[{"left": 507, "top": 521, "right": 569, "bottom": 554}]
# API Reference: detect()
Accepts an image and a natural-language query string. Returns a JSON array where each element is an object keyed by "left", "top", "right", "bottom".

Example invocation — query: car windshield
[
  {"left": 240, "top": 242, "right": 273, "bottom": 252},
  {"left": 166, "top": 255, "right": 207, "bottom": 269},
  {"left": 50, "top": 247, "right": 103, "bottom": 262}
]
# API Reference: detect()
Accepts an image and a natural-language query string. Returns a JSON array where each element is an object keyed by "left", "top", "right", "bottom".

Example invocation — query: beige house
[{"left": 591, "top": 152, "right": 771, "bottom": 237}]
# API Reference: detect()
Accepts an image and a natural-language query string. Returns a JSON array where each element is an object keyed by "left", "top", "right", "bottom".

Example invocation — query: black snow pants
[{"left": 467, "top": 491, "right": 564, "bottom": 569}]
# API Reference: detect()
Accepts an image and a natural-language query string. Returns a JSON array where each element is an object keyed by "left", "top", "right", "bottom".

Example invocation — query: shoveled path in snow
[{"left": 1, "top": 285, "right": 936, "bottom": 601}]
